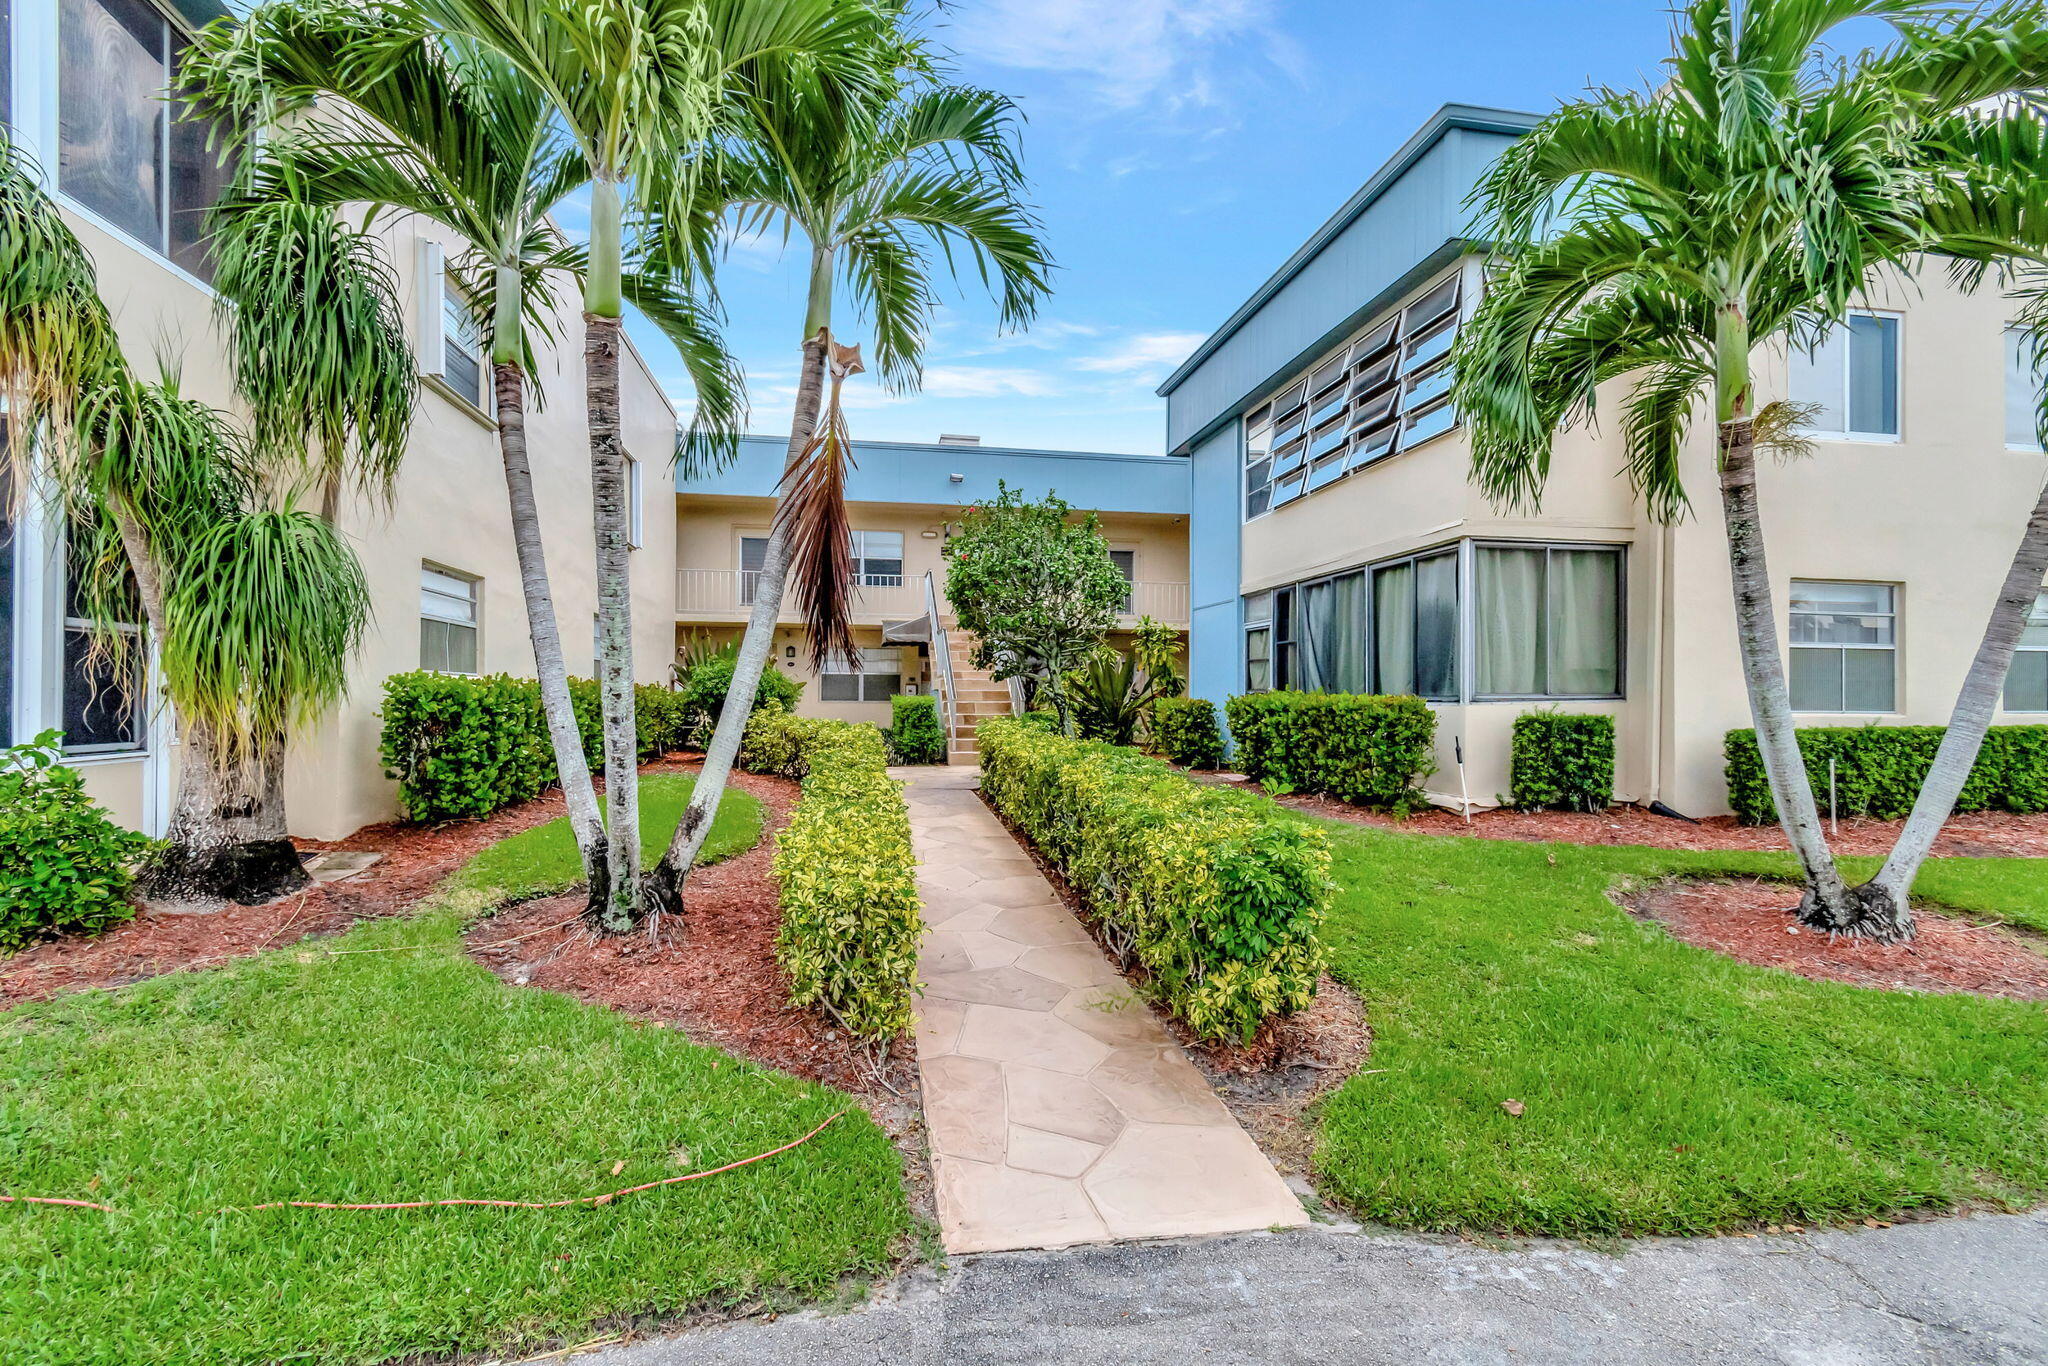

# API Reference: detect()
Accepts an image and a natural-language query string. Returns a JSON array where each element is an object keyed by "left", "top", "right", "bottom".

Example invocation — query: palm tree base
[
  {"left": 1795, "top": 881, "right": 1915, "bottom": 944},
  {"left": 135, "top": 838, "right": 309, "bottom": 908}
]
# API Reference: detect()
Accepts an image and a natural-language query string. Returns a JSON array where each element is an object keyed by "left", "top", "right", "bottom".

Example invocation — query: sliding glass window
[{"left": 1474, "top": 543, "right": 1623, "bottom": 699}]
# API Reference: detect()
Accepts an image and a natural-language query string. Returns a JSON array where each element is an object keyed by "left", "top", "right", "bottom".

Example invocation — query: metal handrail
[{"left": 924, "top": 569, "right": 958, "bottom": 747}]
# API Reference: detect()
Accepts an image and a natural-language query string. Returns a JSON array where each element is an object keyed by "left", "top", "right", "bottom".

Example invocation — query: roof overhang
[{"left": 1155, "top": 103, "right": 1541, "bottom": 400}]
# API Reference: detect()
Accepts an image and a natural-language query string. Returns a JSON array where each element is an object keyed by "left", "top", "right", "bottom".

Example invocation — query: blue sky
[{"left": 627, "top": 1, "right": 1685, "bottom": 456}]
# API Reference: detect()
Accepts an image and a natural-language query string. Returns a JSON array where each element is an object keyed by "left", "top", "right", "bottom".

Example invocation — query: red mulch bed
[
  {"left": 463, "top": 768, "right": 920, "bottom": 1114},
  {"left": 1626, "top": 877, "right": 2048, "bottom": 1002},
  {"left": 1234, "top": 778, "right": 2048, "bottom": 858},
  {"left": 0, "top": 759, "right": 701, "bottom": 1009}
]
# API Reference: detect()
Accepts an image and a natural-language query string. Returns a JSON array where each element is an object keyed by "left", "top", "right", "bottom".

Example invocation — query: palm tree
[
  {"left": 186, "top": 0, "right": 744, "bottom": 913},
  {"left": 645, "top": 42, "right": 1053, "bottom": 914},
  {"left": 1854, "top": 109, "right": 2048, "bottom": 924},
  {"left": 407, "top": 0, "right": 892, "bottom": 930},
  {"left": 0, "top": 138, "right": 399, "bottom": 903},
  {"left": 1451, "top": 0, "right": 2048, "bottom": 940}
]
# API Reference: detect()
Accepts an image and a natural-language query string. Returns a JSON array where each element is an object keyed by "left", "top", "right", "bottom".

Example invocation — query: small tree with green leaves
[{"left": 945, "top": 482, "right": 1127, "bottom": 735}]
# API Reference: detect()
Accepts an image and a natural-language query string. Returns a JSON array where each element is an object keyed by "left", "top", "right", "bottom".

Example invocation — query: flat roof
[{"left": 1156, "top": 103, "right": 1540, "bottom": 399}]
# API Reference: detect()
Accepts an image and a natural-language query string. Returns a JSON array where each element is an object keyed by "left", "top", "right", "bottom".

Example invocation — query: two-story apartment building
[
  {"left": 674, "top": 433, "right": 1190, "bottom": 737},
  {"left": 1165, "top": 104, "right": 2048, "bottom": 816},
  {"left": 4, "top": 0, "right": 679, "bottom": 839}
]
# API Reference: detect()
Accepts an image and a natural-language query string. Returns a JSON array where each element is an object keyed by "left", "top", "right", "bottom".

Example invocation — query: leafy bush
[
  {"left": 0, "top": 731, "right": 152, "bottom": 949},
  {"left": 676, "top": 652, "right": 803, "bottom": 747},
  {"left": 380, "top": 672, "right": 551, "bottom": 822},
  {"left": 1725, "top": 724, "right": 2048, "bottom": 824},
  {"left": 1225, "top": 691, "right": 1437, "bottom": 813},
  {"left": 1510, "top": 711, "right": 1615, "bottom": 812},
  {"left": 382, "top": 674, "right": 700, "bottom": 824},
  {"left": 977, "top": 716, "right": 1329, "bottom": 1043},
  {"left": 740, "top": 706, "right": 920, "bottom": 1039},
  {"left": 1069, "top": 648, "right": 1172, "bottom": 746},
  {"left": 884, "top": 694, "right": 946, "bottom": 765},
  {"left": 1153, "top": 696, "right": 1224, "bottom": 769}
]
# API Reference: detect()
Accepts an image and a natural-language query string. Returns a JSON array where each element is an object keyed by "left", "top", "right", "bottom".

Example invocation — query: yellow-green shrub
[
  {"left": 741, "top": 706, "right": 919, "bottom": 1039},
  {"left": 977, "top": 715, "right": 1329, "bottom": 1043}
]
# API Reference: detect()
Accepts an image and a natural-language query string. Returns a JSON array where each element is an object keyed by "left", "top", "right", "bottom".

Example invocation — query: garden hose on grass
[{"left": 2, "top": 1111, "right": 844, "bottom": 1216}]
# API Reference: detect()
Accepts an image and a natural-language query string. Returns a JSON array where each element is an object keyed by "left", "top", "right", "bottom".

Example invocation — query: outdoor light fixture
[{"left": 948, "top": 472, "right": 965, "bottom": 483}]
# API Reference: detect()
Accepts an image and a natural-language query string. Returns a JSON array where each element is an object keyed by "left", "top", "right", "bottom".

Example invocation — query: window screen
[
  {"left": 420, "top": 565, "right": 479, "bottom": 674},
  {"left": 1474, "top": 544, "right": 1623, "bottom": 698},
  {"left": 2005, "top": 592, "right": 2048, "bottom": 712},
  {"left": 59, "top": 0, "right": 231, "bottom": 277},
  {"left": 1788, "top": 580, "right": 1895, "bottom": 713}
]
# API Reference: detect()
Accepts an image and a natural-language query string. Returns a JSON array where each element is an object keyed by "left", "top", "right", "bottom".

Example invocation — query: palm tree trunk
[
  {"left": 583, "top": 177, "right": 641, "bottom": 932},
  {"left": 647, "top": 246, "right": 836, "bottom": 915},
  {"left": 1857, "top": 474, "right": 2048, "bottom": 931},
  {"left": 109, "top": 503, "right": 305, "bottom": 906},
  {"left": 1716, "top": 412, "right": 1860, "bottom": 928},
  {"left": 492, "top": 353, "right": 609, "bottom": 905}
]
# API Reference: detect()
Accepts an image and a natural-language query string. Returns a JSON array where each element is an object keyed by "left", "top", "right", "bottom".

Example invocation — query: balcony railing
[
  {"left": 676, "top": 569, "right": 924, "bottom": 620},
  {"left": 676, "top": 568, "right": 1192, "bottom": 625},
  {"left": 1124, "top": 580, "right": 1191, "bottom": 624}
]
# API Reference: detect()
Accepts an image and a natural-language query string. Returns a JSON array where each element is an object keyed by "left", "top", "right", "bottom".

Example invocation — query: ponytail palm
[
  {"left": 648, "top": 46, "right": 1053, "bottom": 913},
  {"left": 189, "top": 0, "right": 745, "bottom": 912},
  {"left": 1452, "top": 0, "right": 2048, "bottom": 939}
]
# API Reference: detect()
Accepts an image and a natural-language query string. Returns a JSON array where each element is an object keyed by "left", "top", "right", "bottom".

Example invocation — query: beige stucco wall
[
  {"left": 58, "top": 206, "right": 678, "bottom": 840},
  {"left": 675, "top": 494, "right": 1190, "bottom": 632},
  {"left": 1234, "top": 257, "right": 2047, "bottom": 815}
]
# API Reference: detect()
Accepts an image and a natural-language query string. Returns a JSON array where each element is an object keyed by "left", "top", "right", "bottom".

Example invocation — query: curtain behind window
[
  {"left": 1477, "top": 547, "right": 1544, "bottom": 694},
  {"left": 1549, "top": 549, "right": 1620, "bottom": 695},
  {"left": 1414, "top": 552, "right": 1457, "bottom": 699},
  {"left": 1372, "top": 563, "right": 1413, "bottom": 694}
]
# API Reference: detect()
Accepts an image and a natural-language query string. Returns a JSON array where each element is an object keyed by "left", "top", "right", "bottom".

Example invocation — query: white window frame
[
  {"left": 2004, "top": 590, "right": 2048, "bottom": 713},
  {"left": 625, "top": 455, "right": 643, "bottom": 549},
  {"left": 2007, "top": 325, "right": 2045, "bottom": 453},
  {"left": 848, "top": 529, "right": 904, "bottom": 588},
  {"left": 420, "top": 563, "right": 481, "bottom": 675},
  {"left": 818, "top": 648, "right": 901, "bottom": 703},
  {"left": 1791, "top": 308, "right": 1902, "bottom": 443},
  {"left": 1788, "top": 579, "right": 1898, "bottom": 714}
]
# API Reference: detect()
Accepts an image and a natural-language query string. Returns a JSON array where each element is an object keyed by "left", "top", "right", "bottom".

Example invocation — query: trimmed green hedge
[
  {"left": 977, "top": 716, "right": 1329, "bottom": 1044},
  {"left": 1153, "top": 696, "right": 1224, "bottom": 769},
  {"left": 1725, "top": 724, "right": 2048, "bottom": 824},
  {"left": 885, "top": 694, "right": 946, "bottom": 765},
  {"left": 381, "top": 673, "right": 697, "bottom": 823},
  {"left": 1510, "top": 711, "right": 1615, "bottom": 812},
  {"left": 740, "top": 707, "right": 920, "bottom": 1040},
  {"left": 1224, "top": 691, "right": 1437, "bottom": 813}
]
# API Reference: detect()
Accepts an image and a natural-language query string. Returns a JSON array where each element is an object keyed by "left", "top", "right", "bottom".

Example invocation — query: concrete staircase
[{"left": 941, "top": 630, "right": 1013, "bottom": 765}]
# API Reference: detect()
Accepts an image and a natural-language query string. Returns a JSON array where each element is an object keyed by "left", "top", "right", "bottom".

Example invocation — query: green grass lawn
[
  {"left": 0, "top": 780, "right": 908, "bottom": 1366},
  {"left": 1310, "top": 823, "right": 2048, "bottom": 1237},
  {"left": 453, "top": 772, "right": 763, "bottom": 901}
]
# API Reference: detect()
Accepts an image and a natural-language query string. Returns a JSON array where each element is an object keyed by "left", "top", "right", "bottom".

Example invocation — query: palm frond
[
  {"left": 619, "top": 264, "right": 746, "bottom": 476},
  {"left": 0, "top": 138, "right": 118, "bottom": 454},
  {"left": 774, "top": 340, "right": 863, "bottom": 673},
  {"left": 206, "top": 183, "right": 416, "bottom": 509}
]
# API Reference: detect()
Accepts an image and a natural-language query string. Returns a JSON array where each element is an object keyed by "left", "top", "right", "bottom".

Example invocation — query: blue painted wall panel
[
  {"left": 680, "top": 434, "right": 1189, "bottom": 516},
  {"left": 1186, "top": 424, "right": 1242, "bottom": 729}
]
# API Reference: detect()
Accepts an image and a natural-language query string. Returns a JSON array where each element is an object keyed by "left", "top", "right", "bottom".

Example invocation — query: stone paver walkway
[{"left": 898, "top": 765, "right": 1305, "bottom": 1255}]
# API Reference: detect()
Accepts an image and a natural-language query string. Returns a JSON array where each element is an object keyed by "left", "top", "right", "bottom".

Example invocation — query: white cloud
[
  {"left": 1072, "top": 331, "right": 1207, "bottom": 378},
  {"left": 948, "top": 0, "right": 1302, "bottom": 117}
]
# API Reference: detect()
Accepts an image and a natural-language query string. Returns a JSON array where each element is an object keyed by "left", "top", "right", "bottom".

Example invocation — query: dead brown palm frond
[{"left": 775, "top": 332, "right": 865, "bottom": 673}]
